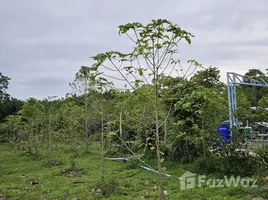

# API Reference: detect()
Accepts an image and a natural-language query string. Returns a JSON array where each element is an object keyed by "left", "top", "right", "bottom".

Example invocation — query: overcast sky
[{"left": 1, "top": 0, "right": 268, "bottom": 100}]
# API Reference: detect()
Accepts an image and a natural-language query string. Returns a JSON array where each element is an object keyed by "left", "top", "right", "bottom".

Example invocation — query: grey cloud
[
  {"left": 8, "top": 75, "right": 69, "bottom": 99},
  {"left": 1, "top": 0, "right": 268, "bottom": 99}
]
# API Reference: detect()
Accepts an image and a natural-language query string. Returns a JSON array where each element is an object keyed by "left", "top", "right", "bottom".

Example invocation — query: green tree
[
  {"left": 252, "top": 95, "right": 268, "bottom": 122},
  {"left": 0, "top": 97, "right": 23, "bottom": 122},
  {"left": 42, "top": 96, "right": 60, "bottom": 154},
  {"left": 1, "top": 114, "right": 22, "bottom": 143},
  {"left": 18, "top": 98, "right": 45, "bottom": 154},
  {"left": 171, "top": 85, "right": 227, "bottom": 160},
  {"left": 190, "top": 66, "right": 224, "bottom": 90},
  {"left": 234, "top": 85, "right": 253, "bottom": 123},
  {"left": 245, "top": 69, "right": 266, "bottom": 80},
  {"left": 92, "top": 19, "right": 199, "bottom": 199},
  {"left": 57, "top": 98, "right": 83, "bottom": 151},
  {"left": 71, "top": 66, "right": 111, "bottom": 152},
  {"left": 243, "top": 69, "right": 268, "bottom": 107},
  {"left": 83, "top": 76, "right": 112, "bottom": 183},
  {"left": 113, "top": 85, "right": 159, "bottom": 154},
  {"left": 0, "top": 72, "right": 10, "bottom": 101}
]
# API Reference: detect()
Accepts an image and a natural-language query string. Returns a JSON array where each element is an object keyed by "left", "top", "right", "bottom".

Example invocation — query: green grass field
[{"left": 0, "top": 142, "right": 268, "bottom": 200}]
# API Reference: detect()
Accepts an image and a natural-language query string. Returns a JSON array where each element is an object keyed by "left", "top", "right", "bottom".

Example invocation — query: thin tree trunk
[
  {"left": 164, "top": 119, "right": 167, "bottom": 144},
  {"left": 29, "top": 120, "right": 33, "bottom": 153},
  {"left": 101, "top": 108, "right": 104, "bottom": 183},
  {"left": 32, "top": 119, "right": 38, "bottom": 154},
  {"left": 49, "top": 113, "right": 52, "bottom": 153},
  {"left": 85, "top": 102, "right": 89, "bottom": 152},
  {"left": 155, "top": 100, "right": 165, "bottom": 200},
  {"left": 85, "top": 77, "right": 89, "bottom": 153},
  {"left": 119, "top": 106, "right": 123, "bottom": 146},
  {"left": 35, "top": 126, "right": 38, "bottom": 154},
  {"left": 154, "top": 67, "right": 165, "bottom": 200}
]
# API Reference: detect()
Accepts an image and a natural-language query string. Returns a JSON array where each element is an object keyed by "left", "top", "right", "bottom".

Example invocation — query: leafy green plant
[
  {"left": 92, "top": 19, "right": 199, "bottom": 199},
  {"left": 18, "top": 98, "right": 45, "bottom": 154}
]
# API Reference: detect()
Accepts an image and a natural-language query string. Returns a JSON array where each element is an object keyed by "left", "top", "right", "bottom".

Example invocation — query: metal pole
[{"left": 227, "top": 72, "right": 233, "bottom": 129}]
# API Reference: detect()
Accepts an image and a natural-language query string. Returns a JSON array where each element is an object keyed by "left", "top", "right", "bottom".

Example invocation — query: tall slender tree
[
  {"left": 18, "top": 98, "right": 45, "bottom": 154},
  {"left": 0, "top": 72, "right": 10, "bottom": 102},
  {"left": 71, "top": 66, "right": 104, "bottom": 152},
  {"left": 92, "top": 19, "right": 199, "bottom": 199}
]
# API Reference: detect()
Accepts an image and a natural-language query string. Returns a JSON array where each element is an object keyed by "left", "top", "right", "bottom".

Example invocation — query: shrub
[{"left": 191, "top": 152, "right": 260, "bottom": 177}]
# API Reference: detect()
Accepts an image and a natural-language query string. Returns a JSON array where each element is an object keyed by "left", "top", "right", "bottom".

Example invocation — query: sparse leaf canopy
[
  {"left": 118, "top": 19, "right": 193, "bottom": 43},
  {"left": 91, "top": 19, "right": 197, "bottom": 90},
  {"left": 72, "top": 65, "right": 112, "bottom": 93},
  {"left": 92, "top": 19, "right": 193, "bottom": 63}
]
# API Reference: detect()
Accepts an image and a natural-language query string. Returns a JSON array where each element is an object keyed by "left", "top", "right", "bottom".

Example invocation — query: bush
[
  {"left": 254, "top": 146, "right": 268, "bottom": 175},
  {"left": 191, "top": 153, "right": 260, "bottom": 177},
  {"left": 191, "top": 155, "right": 222, "bottom": 175}
]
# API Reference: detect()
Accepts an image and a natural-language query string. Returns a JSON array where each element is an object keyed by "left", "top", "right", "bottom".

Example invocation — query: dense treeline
[{"left": 2, "top": 67, "right": 268, "bottom": 158}]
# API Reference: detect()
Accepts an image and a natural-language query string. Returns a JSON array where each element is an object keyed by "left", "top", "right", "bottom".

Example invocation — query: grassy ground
[{"left": 0, "top": 141, "right": 268, "bottom": 200}]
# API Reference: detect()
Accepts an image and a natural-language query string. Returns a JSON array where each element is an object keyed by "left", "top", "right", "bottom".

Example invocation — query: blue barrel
[{"left": 217, "top": 123, "right": 231, "bottom": 143}]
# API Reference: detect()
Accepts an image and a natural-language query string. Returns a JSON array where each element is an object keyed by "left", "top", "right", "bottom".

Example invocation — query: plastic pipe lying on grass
[
  {"left": 140, "top": 165, "right": 172, "bottom": 177},
  {"left": 105, "top": 155, "right": 171, "bottom": 177},
  {"left": 105, "top": 155, "right": 143, "bottom": 161}
]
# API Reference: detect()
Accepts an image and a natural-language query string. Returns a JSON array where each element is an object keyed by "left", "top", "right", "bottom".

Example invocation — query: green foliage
[
  {"left": 57, "top": 98, "right": 83, "bottom": 151},
  {"left": 165, "top": 81, "right": 227, "bottom": 162},
  {"left": 245, "top": 69, "right": 267, "bottom": 81},
  {"left": 17, "top": 98, "right": 45, "bottom": 153},
  {"left": 192, "top": 151, "right": 261, "bottom": 178},
  {"left": 19, "top": 98, "right": 45, "bottom": 120},
  {"left": 92, "top": 19, "right": 196, "bottom": 90},
  {"left": 190, "top": 66, "right": 224, "bottom": 90},
  {"left": 0, "top": 72, "right": 10, "bottom": 101},
  {"left": 92, "top": 19, "right": 199, "bottom": 199},
  {"left": 0, "top": 97, "right": 23, "bottom": 122},
  {"left": 71, "top": 65, "right": 112, "bottom": 94},
  {"left": 191, "top": 155, "right": 223, "bottom": 175},
  {"left": 255, "top": 146, "right": 268, "bottom": 169},
  {"left": 242, "top": 69, "right": 268, "bottom": 109},
  {"left": 0, "top": 114, "right": 22, "bottom": 143}
]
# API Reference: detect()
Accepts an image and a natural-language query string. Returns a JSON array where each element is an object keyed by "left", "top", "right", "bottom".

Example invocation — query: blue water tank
[{"left": 217, "top": 123, "right": 231, "bottom": 143}]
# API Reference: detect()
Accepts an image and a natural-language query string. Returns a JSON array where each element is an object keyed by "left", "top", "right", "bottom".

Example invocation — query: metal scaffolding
[{"left": 227, "top": 72, "right": 268, "bottom": 129}]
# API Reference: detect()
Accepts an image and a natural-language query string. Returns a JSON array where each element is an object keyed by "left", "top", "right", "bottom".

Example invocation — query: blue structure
[
  {"left": 217, "top": 122, "right": 231, "bottom": 144},
  {"left": 220, "top": 72, "right": 268, "bottom": 144},
  {"left": 227, "top": 72, "right": 268, "bottom": 131}
]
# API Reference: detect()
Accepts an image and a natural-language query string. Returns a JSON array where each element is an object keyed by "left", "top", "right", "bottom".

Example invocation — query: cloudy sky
[{"left": 1, "top": 0, "right": 268, "bottom": 100}]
